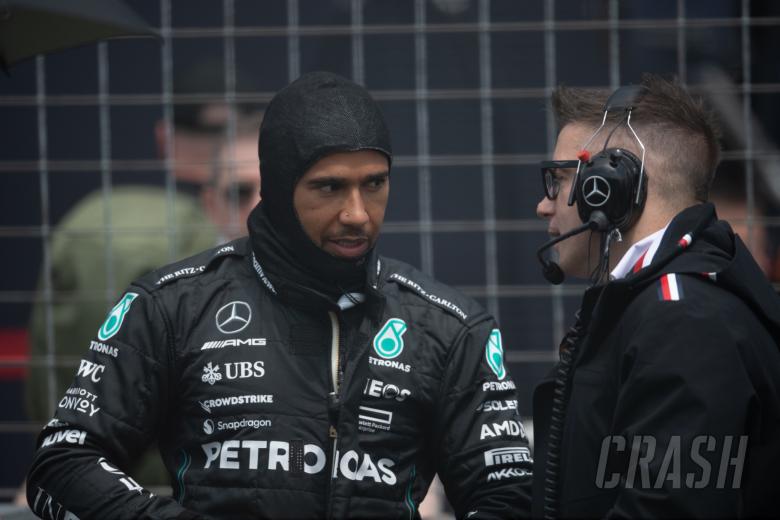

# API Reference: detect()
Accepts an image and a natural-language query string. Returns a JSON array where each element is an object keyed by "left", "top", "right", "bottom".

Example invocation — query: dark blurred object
[{"left": 0, "top": 0, "right": 156, "bottom": 72}]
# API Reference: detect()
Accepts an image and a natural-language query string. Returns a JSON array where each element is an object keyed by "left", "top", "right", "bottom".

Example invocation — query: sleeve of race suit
[
  {"left": 434, "top": 317, "right": 533, "bottom": 519},
  {"left": 26, "top": 285, "right": 202, "bottom": 520}
]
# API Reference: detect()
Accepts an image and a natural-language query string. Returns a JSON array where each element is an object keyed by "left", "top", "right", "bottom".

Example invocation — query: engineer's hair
[{"left": 551, "top": 74, "right": 721, "bottom": 204}]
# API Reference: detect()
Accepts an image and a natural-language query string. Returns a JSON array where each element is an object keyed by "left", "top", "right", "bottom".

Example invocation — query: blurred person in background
[
  {"left": 24, "top": 58, "right": 262, "bottom": 497},
  {"left": 708, "top": 160, "right": 779, "bottom": 281},
  {"left": 201, "top": 120, "right": 262, "bottom": 243}
]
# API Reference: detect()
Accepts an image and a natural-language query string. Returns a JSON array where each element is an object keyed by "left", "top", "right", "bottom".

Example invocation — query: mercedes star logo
[
  {"left": 582, "top": 175, "right": 611, "bottom": 207},
  {"left": 215, "top": 301, "right": 252, "bottom": 334}
]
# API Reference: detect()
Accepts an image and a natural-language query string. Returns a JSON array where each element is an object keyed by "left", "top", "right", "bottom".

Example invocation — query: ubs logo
[{"left": 216, "top": 301, "right": 252, "bottom": 334}]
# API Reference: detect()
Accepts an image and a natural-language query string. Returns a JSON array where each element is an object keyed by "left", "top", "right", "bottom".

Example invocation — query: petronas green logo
[
  {"left": 98, "top": 292, "right": 139, "bottom": 341},
  {"left": 373, "top": 318, "right": 408, "bottom": 359},
  {"left": 485, "top": 329, "right": 506, "bottom": 380}
]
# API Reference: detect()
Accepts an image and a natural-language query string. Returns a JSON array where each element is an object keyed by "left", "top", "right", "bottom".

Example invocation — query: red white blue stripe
[
  {"left": 678, "top": 233, "right": 693, "bottom": 248},
  {"left": 658, "top": 273, "right": 684, "bottom": 301}
]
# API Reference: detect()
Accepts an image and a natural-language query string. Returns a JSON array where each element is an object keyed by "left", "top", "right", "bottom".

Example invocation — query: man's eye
[
  {"left": 367, "top": 178, "right": 386, "bottom": 189},
  {"left": 317, "top": 183, "right": 338, "bottom": 193}
]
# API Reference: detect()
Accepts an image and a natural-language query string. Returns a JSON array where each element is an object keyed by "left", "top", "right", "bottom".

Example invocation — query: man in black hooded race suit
[
  {"left": 26, "top": 72, "right": 533, "bottom": 519},
  {"left": 532, "top": 74, "right": 780, "bottom": 518}
]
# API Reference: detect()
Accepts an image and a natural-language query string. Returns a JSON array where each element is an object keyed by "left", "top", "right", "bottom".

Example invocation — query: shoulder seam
[
  {"left": 386, "top": 272, "right": 480, "bottom": 324},
  {"left": 143, "top": 242, "right": 244, "bottom": 291}
]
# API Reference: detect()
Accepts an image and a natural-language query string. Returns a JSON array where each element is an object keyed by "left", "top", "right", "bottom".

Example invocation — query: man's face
[
  {"left": 293, "top": 150, "right": 389, "bottom": 259},
  {"left": 202, "top": 135, "right": 262, "bottom": 240},
  {"left": 536, "top": 123, "right": 599, "bottom": 279}
]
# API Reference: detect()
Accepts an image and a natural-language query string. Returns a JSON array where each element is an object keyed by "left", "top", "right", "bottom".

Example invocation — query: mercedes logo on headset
[
  {"left": 582, "top": 175, "right": 611, "bottom": 207},
  {"left": 215, "top": 301, "right": 252, "bottom": 334}
]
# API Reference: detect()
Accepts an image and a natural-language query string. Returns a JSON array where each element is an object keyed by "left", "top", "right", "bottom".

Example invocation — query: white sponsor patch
[
  {"left": 32, "top": 488, "right": 81, "bottom": 520},
  {"left": 483, "top": 447, "right": 531, "bottom": 467},
  {"left": 58, "top": 395, "right": 100, "bottom": 417},
  {"left": 201, "top": 338, "right": 267, "bottom": 350},
  {"left": 98, "top": 458, "right": 149, "bottom": 495},
  {"left": 199, "top": 394, "right": 274, "bottom": 413},
  {"left": 476, "top": 400, "right": 518, "bottom": 412},
  {"left": 482, "top": 380, "right": 516, "bottom": 392},
  {"left": 156, "top": 265, "right": 206, "bottom": 285},
  {"left": 486, "top": 467, "right": 532, "bottom": 481},
  {"left": 480, "top": 420, "right": 527, "bottom": 441},
  {"left": 368, "top": 356, "right": 411, "bottom": 373},
  {"left": 204, "top": 418, "right": 272, "bottom": 434},
  {"left": 77, "top": 359, "right": 105, "bottom": 383},
  {"left": 358, "top": 406, "right": 393, "bottom": 433},
  {"left": 388, "top": 273, "right": 468, "bottom": 320},
  {"left": 200, "top": 441, "right": 397, "bottom": 486},
  {"left": 89, "top": 340, "right": 119, "bottom": 358},
  {"left": 41, "top": 429, "right": 87, "bottom": 448},
  {"left": 363, "top": 378, "right": 411, "bottom": 402}
]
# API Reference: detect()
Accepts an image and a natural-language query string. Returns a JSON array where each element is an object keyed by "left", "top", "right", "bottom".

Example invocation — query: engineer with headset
[{"left": 532, "top": 74, "right": 780, "bottom": 518}]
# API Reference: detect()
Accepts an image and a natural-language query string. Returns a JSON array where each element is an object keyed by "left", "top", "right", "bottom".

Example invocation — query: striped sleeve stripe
[{"left": 658, "top": 274, "right": 684, "bottom": 301}]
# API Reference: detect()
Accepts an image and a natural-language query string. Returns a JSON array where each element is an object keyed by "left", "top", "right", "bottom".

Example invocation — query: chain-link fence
[{"left": 2, "top": 0, "right": 779, "bottom": 511}]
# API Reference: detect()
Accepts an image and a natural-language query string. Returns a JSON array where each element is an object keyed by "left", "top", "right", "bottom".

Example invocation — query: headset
[
  {"left": 537, "top": 85, "right": 650, "bottom": 285},
  {"left": 569, "top": 85, "right": 649, "bottom": 231}
]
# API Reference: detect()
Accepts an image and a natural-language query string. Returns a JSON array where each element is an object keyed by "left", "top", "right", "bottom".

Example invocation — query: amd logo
[
  {"left": 363, "top": 378, "right": 410, "bottom": 402},
  {"left": 479, "top": 420, "right": 527, "bottom": 441}
]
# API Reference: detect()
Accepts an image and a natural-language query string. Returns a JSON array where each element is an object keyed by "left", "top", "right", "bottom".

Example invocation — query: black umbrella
[{"left": 0, "top": 0, "right": 158, "bottom": 71}]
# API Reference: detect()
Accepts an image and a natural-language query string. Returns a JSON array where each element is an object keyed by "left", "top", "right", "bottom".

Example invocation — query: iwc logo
[
  {"left": 582, "top": 175, "right": 611, "bottom": 207},
  {"left": 98, "top": 292, "right": 138, "bottom": 341},
  {"left": 215, "top": 301, "right": 252, "bottom": 334},
  {"left": 485, "top": 329, "right": 506, "bottom": 380},
  {"left": 372, "top": 318, "right": 408, "bottom": 359}
]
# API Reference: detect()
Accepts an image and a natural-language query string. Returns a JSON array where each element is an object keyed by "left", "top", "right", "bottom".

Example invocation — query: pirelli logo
[
  {"left": 201, "top": 338, "right": 267, "bottom": 350},
  {"left": 484, "top": 447, "right": 532, "bottom": 467}
]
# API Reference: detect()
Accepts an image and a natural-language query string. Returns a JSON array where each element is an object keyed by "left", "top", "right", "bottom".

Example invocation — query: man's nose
[
  {"left": 537, "top": 196, "right": 554, "bottom": 219},
  {"left": 340, "top": 189, "right": 369, "bottom": 225}
]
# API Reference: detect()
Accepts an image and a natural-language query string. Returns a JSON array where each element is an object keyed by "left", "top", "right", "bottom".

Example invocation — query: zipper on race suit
[{"left": 326, "top": 311, "right": 341, "bottom": 519}]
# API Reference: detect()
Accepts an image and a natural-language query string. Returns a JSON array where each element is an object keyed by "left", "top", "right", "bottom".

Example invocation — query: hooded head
[{"left": 253, "top": 71, "right": 392, "bottom": 291}]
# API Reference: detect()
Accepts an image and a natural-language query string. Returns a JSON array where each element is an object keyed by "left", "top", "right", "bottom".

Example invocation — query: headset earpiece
[{"left": 574, "top": 147, "right": 647, "bottom": 231}]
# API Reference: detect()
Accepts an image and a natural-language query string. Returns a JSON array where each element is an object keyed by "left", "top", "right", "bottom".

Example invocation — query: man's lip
[
  {"left": 327, "top": 237, "right": 369, "bottom": 257},
  {"left": 548, "top": 229, "right": 560, "bottom": 238}
]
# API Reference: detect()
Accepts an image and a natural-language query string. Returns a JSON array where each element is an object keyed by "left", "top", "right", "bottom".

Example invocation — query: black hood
[
  {"left": 249, "top": 71, "right": 392, "bottom": 299},
  {"left": 627, "top": 203, "right": 780, "bottom": 335}
]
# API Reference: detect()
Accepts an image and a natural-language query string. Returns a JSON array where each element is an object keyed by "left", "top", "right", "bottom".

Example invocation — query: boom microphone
[{"left": 536, "top": 211, "right": 609, "bottom": 285}]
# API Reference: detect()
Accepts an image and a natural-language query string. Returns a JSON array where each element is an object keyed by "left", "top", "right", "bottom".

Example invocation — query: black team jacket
[
  {"left": 532, "top": 203, "right": 780, "bottom": 518},
  {"left": 26, "top": 238, "right": 532, "bottom": 519}
]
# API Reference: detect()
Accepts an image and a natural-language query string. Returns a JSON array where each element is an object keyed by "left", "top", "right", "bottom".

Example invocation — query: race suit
[{"left": 27, "top": 238, "right": 532, "bottom": 519}]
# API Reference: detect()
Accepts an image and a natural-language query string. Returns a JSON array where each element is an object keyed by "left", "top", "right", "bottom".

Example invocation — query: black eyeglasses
[
  {"left": 540, "top": 160, "right": 579, "bottom": 200},
  {"left": 221, "top": 182, "right": 259, "bottom": 206}
]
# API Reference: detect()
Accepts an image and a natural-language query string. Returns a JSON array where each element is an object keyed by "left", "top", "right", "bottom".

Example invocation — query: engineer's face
[
  {"left": 536, "top": 123, "right": 599, "bottom": 279},
  {"left": 293, "top": 150, "right": 389, "bottom": 260}
]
